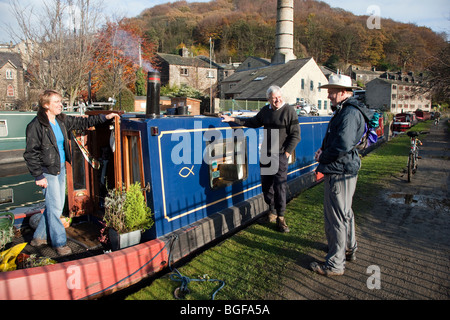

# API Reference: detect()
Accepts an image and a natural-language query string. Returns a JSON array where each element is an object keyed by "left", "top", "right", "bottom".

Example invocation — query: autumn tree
[
  {"left": 303, "top": 13, "right": 330, "bottom": 62},
  {"left": 91, "top": 19, "right": 157, "bottom": 107},
  {"left": 7, "top": 0, "right": 104, "bottom": 108},
  {"left": 365, "top": 30, "right": 387, "bottom": 67}
]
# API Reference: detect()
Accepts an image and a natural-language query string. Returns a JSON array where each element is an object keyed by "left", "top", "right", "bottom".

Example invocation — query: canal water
[{"left": 0, "top": 162, "right": 44, "bottom": 212}]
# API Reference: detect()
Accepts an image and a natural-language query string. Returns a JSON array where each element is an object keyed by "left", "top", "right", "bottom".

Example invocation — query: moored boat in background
[{"left": 0, "top": 111, "right": 37, "bottom": 164}]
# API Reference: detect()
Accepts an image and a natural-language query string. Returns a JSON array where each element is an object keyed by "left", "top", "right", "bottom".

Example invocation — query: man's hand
[
  {"left": 315, "top": 148, "right": 322, "bottom": 161},
  {"left": 105, "top": 113, "right": 120, "bottom": 120},
  {"left": 221, "top": 114, "right": 235, "bottom": 122},
  {"left": 36, "top": 177, "right": 48, "bottom": 189}
]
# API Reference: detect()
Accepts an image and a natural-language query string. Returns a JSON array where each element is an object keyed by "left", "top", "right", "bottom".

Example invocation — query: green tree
[{"left": 135, "top": 68, "right": 146, "bottom": 96}]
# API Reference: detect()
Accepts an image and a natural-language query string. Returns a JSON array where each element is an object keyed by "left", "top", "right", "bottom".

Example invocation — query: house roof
[
  {"left": 367, "top": 77, "right": 426, "bottom": 87},
  {"left": 352, "top": 69, "right": 382, "bottom": 76},
  {"left": 156, "top": 53, "right": 211, "bottom": 68},
  {"left": 222, "top": 58, "right": 312, "bottom": 100},
  {"left": 319, "top": 66, "right": 336, "bottom": 78},
  {"left": 0, "top": 52, "right": 22, "bottom": 69}
]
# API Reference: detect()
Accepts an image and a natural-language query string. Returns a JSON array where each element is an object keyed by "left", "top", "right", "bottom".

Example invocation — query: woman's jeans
[{"left": 33, "top": 165, "right": 67, "bottom": 248}]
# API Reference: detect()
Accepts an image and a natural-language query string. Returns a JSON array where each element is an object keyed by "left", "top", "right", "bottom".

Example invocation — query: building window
[
  {"left": 7, "top": 85, "right": 14, "bottom": 97},
  {"left": 324, "top": 101, "right": 327, "bottom": 110},
  {"left": 301, "top": 79, "right": 304, "bottom": 90},
  {"left": 392, "top": 94, "right": 397, "bottom": 99},
  {"left": 206, "top": 137, "right": 248, "bottom": 189},
  {"left": 310, "top": 80, "right": 314, "bottom": 91},
  {"left": 180, "top": 67, "right": 189, "bottom": 76},
  {"left": 318, "top": 83, "right": 321, "bottom": 92},
  {"left": 5, "top": 69, "right": 13, "bottom": 80},
  {"left": 392, "top": 85, "right": 397, "bottom": 90},
  {"left": 0, "top": 120, "right": 7, "bottom": 137},
  {"left": 318, "top": 100, "right": 322, "bottom": 110},
  {"left": 207, "top": 70, "right": 215, "bottom": 79}
]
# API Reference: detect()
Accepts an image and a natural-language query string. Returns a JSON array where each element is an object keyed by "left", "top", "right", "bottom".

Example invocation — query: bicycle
[{"left": 406, "top": 131, "right": 422, "bottom": 182}]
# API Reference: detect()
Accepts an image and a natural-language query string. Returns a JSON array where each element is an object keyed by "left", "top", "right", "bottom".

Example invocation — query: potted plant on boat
[
  {"left": 0, "top": 212, "right": 15, "bottom": 251},
  {"left": 103, "top": 182, "right": 153, "bottom": 251}
]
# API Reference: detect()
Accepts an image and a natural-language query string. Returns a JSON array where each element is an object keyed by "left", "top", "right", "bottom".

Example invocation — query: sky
[{"left": 0, "top": 0, "right": 448, "bottom": 43}]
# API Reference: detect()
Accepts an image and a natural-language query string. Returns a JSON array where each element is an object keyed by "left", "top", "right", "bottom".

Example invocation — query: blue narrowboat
[{"left": 0, "top": 72, "right": 331, "bottom": 299}]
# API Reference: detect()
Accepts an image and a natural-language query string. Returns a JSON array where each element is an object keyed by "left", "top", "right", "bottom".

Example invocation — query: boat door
[{"left": 66, "top": 113, "right": 122, "bottom": 217}]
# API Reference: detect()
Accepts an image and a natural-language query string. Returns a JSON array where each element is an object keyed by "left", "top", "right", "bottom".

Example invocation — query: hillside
[{"left": 125, "top": 0, "right": 446, "bottom": 72}]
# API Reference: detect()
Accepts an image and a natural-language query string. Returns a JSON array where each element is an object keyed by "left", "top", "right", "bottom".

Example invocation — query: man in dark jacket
[
  {"left": 221, "top": 85, "right": 301, "bottom": 232},
  {"left": 311, "top": 74, "right": 374, "bottom": 276},
  {"left": 23, "top": 89, "right": 119, "bottom": 255}
]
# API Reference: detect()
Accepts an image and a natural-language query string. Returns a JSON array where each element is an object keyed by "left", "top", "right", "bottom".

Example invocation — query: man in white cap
[{"left": 311, "top": 74, "right": 374, "bottom": 276}]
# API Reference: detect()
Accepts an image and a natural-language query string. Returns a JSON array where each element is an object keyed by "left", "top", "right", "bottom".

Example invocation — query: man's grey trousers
[{"left": 323, "top": 173, "right": 358, "bottom": 272}]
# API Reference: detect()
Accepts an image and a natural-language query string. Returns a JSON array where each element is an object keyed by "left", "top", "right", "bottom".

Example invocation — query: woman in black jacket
[{"left": 23, "top": 89, "right": 119, "bottom": 255}]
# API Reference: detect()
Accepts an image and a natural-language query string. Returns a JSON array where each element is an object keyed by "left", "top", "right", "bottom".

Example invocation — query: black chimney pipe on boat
[{"left": 146, "top": 71, "right": 161, "bottom": 117}]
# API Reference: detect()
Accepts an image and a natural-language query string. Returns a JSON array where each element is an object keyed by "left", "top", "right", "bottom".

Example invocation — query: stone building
[
  {"left": 155, "top": 51, "right": 218, "bottom": 94},
  {"left": 0, "top": 52, "right": 25, "bottom": 110},
  {"left": 365, "top": 74, "right": 431, "bottom": 113}
]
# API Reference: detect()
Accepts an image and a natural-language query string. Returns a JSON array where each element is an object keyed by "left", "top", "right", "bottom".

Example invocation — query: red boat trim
[{"left": 0, "top": 238, "right": 169, "bottom": 300}]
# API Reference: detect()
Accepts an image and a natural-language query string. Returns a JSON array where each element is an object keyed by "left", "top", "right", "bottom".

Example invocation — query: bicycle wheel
[{"left": 407, "top": 153, "right": 413, "bottom": 182}]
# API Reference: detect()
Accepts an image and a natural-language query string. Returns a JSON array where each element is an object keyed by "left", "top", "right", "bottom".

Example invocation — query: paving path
[{"left": 273, "top": 120, "right": 450, "bottom": 300}]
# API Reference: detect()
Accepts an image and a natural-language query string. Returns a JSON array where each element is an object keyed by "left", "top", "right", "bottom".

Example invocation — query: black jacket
[
  {"left": 317, "top": 97, "right": 374, "bottom": 175},
  {"left": 23, "top": 109, "right": 107, "bottom": 180}
]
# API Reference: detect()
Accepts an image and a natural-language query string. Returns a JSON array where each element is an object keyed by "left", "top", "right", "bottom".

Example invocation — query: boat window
[
  {"left": 0, "top": 120, "right": 7, "bottom": 137},
  {"left": 122, "top": 130, "right": 145, "bottom": 190},
  {"left": 0, "top": 188, "right": 13, "bottom": 204},
  {"left": 206, "top": 137, "right": 248, "bottom": 189},
  {"left": 71, "top": 137, "right": 86, "bottom": 190}
]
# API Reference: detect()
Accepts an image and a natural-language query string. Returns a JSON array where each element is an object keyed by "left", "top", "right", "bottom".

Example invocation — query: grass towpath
[{"left": 125, "top": 121, "right": 433, "bottom": 300}]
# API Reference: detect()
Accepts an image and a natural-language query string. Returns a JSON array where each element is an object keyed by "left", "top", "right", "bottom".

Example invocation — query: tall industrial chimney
[
  {"left": 146, "top": 71, "right": 161, "bottom": 117},
  {"left": 271, "top": 0, "right": 296, "bottom": 64}
]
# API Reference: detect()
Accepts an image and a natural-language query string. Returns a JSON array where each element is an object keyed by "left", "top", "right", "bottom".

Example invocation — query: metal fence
[{"left": 218, "top": 99, "right": 267, "bottom": 112}]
